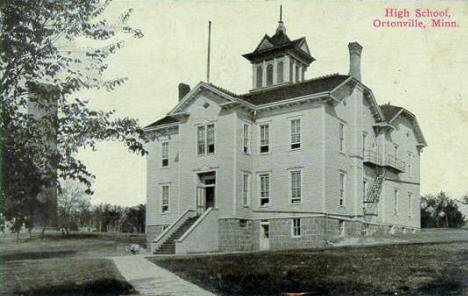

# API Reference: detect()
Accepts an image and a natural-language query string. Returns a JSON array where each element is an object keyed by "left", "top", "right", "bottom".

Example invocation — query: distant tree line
[
  {"left": 421, "top": 192, "right": 466, "bottom": 228},
  {"left": 57, "top": 180, "right": 145, "bottom": 235}
]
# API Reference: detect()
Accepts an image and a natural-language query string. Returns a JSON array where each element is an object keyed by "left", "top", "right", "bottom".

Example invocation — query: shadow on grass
[
  {"left": 1, "top": 250, "right": 77, "bottom": 262},
  {"left": 4, "top": 278, "right": 136, "bottom": 296}
]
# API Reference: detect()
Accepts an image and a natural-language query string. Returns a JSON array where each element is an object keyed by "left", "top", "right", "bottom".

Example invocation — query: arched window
[
  {"left": 277, "top": 61, "right": 284, "bottom": 84},
  {"left": 256, "top": 66, "right": 263, "bottom": 88},
  {"left": 266, "top": 64, "right": 273, "bottom": 86}
]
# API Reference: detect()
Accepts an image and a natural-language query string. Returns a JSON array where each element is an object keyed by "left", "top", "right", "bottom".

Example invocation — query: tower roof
[{"left": 242, "top": 25, "right": 314, "bottom": 64}]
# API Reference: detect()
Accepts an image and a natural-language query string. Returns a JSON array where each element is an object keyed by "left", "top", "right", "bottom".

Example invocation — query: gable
[
  {"left": 255, "top": 35, "right": 274, "bottom": 52},
  {"left": 297, "top": 38, "right": 311, "bottom": 55},
  {"left": 169, "top": 82, "right": 237, "bottom": 115}
]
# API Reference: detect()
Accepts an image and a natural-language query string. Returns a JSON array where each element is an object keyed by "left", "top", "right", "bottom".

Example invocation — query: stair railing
[{"left": 152, "top": 209, "right": 196, "bottom": 251}]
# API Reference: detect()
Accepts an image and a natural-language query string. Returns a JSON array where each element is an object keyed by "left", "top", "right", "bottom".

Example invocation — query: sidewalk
[{"left": 112, "top": 255, "right": 215, "bottom": 296}]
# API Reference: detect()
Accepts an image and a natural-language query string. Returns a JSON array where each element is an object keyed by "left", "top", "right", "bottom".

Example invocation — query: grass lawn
[
  {"left": 149, "top": 242, "right": 468, "bottom": 296},
  {"left": 1, "top": 258, "right": 135, "bottom": 295},
  {"left": 0, "top": 231, "right": 141, "bottom": 295}
]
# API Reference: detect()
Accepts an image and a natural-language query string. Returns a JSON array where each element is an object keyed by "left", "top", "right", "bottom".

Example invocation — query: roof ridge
[{"left": 207, "top": 82, "right": 239, "bottom": 98}]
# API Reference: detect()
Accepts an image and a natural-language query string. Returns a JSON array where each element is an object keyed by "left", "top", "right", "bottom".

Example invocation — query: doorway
[
  {"left": 259, "top": 222, "right": 270, "bottom": 251},
  {"left": 196, "top": 171, "right": 216, "bottom": 215}
]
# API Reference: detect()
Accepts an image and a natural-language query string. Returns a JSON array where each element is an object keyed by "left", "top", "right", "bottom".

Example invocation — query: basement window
[
  {"left": 291, "top": 218, "right": 301, "bottom": 238},
  {"left": 239, "top": 219, "right": 247, "bottom": 228}
]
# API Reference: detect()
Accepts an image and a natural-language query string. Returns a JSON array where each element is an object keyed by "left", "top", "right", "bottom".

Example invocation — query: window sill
[
  {"left": 289, "top": 148, "right": 302, "bottom": 152},
  {"left": 160, "top": 166, "right": 170, "bottom": 169},
  {"left": 161, "top": 212, "right": 169, "bottom": 215},
  {"left": 259, "top": 151, "right": 271, "bottom": 156},
  {"left": 291, "top": 235, "right": 301, "bottom": 239}
]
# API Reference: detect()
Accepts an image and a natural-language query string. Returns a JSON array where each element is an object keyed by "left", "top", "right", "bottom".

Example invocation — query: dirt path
[{"left": 112, "top": 255, "right": 215, "bottom": 296}]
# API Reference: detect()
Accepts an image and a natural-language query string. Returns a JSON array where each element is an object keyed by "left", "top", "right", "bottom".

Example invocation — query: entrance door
[
  {"left": 259, "top": 222, "right": 270, "bottom": 251},
  {"left": 205, "top": 186, "right": 215, "bottom": 209},
  {"left": 196, "top": 172, "right": 216, "bottom": 214}
]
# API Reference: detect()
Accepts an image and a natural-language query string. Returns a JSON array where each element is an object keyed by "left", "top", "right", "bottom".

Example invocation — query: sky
[{"left": 77, "top": 0, "right": 468, "bottom": 206}]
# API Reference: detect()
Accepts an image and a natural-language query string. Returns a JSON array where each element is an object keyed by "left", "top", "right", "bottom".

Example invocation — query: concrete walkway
[{"left": 112, "top": 255, "right": 215, "bottom": 296}]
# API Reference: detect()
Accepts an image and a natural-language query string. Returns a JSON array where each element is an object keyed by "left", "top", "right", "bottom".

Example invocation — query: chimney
[
  {"left": 178, "top": 83, "right": 190, "bottom": 101},
  {"left": 348, "top": 42, "right": 363, "bottom": 81}
]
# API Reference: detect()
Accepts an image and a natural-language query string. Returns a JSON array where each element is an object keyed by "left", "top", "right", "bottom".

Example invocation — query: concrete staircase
[{"left": 154, "top": 216, "right": 199, "bottom": 254}]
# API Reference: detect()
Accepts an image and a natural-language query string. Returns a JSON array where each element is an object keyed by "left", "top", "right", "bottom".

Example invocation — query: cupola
[{"left": 242, "top": 8, "right": 315, "bottom": 91}]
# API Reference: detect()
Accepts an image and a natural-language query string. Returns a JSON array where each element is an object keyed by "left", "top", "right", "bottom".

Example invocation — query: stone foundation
[
  {"left": 217, "top": 216, "right": 419, "bottom": 252},
  {"left": 219, "top": 218, "right": 255, "bottom": 251}
]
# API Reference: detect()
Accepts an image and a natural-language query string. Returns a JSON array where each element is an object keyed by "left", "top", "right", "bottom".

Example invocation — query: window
[
  {"left": 295, "top": 64, "right": 300, "bottom": 82},
  {"left": 394, "top": 189, "right": 399, "bottom": 216},
  {"left": 266, "top": 64, "right": 273, "bottom": 86},
  {"left": 242, "top": 174, "right": 250, "bottom": 207},
  {"left": 408, "top": 152, "right": 413, "bottom": 177},
  {"left": 408, "top": 192, "right": 413, "bottom": 217},
  {"left": 197, "top": 126, "right": 205, "bottom": 155},
  {"left": 290, "top": 119, "right": 301, "bottom": 149},
  {"left": 243, "top": 124, "right": 249, "bottom": 154},
  {"left": 239, "top": 219, "right": 247, "bottom": 227},
  {"left": 277, "top": 61, "right": 284, "bottom": 83},
  {"left": 161, "top": 185, "right": 169, "bottom": 213},
  {"left": 290, "top": 170, "right": 301, "bottom": 204},
  {"left": 291, "top": 218, "right": 301, "bottom": 237},
  {"left": 256, "top": 65, "right": 263, "bottom": 88},
  {"left": 362, "top": 179, "right": 368, "bottom": 203},
  {"left": 339, "top": 173, "right": 346, "bottom": 206},
  {"left": 259, "top": 173, "right": 270, "bottom": 206},
  {"left": 207, "top": 124, "right": 215, "bottom": 154},
  {"left": 362, "top": 133, "right": 367, "bottom": 157},
  {"left": 260, "top": 124, "right": 269, "bottom": 153},
  {"left": 198, "top": 124, "right": 215, "bottom": 155},
  {"left": 339, "top": 123, "right": 345, "bottom": 153},
  {"left": 161, "top": 142, "right": 169, "bottom": 167}
]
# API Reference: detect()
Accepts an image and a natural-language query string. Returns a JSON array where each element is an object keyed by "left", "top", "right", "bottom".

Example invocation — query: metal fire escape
[{"left": 363, "top": 168, "right": 386, "bottom": 222}]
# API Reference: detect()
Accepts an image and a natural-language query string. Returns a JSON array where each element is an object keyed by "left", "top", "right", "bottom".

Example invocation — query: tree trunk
[{"left": 40, "top": 226, "right": 46, "bottom": 240}]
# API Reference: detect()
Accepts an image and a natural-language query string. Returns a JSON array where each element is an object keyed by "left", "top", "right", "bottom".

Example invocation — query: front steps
[{"left": 154, "top": 216, "right": 199, "bottom": 254}]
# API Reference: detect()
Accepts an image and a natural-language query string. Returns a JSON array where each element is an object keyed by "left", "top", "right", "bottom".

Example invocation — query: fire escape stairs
[{"left": 363, "top": 168, "right": 386, "bottom": 218}]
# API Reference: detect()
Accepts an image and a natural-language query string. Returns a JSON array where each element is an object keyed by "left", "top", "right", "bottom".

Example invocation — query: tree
[
  {"left": 421, "top": 192, "right": 465, "bottom": 228},
  {"left": 58, "top": 180, "right": 90, "bottom": 235},
  {"left": 1, "top": 0, "right": 147, "bottom": 235},
  {"left": 122, "top": 204, "right": 145, "bottom": 233}
]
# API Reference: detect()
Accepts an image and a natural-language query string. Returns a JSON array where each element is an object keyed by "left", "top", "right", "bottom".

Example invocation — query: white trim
[
  {"left": 242, "top": 123, "right": 250, "bottom": 154},
  {"left": 339, "top": 172, "right": 346, "bottom": 207},
  {"left": 242, "top": 173, "right": 251, "bottom": 207},
  {"left": 289, "top": 169, "right": 302, "bottom": 205},
  {"left": 258, "top": 172, "right": 271, "bottom": 207},
  {"left": 160, "top": 141, "right": 169, "bottom": 168},
  {"left": 259, "top": 123, "right": 270, "bottom": 154},
  {"left": 393, "top": 188, "right": 399, "bottom": 216},
  {"left": 339, "top": 122, "right": 345, "bottom": 153},
  {"left": 160, "top": 184, "right": 170, "bottom": 214},
  {"left": 290, "top": 118, "right": 302, "bottom": 150},
  {"left": 144, "top": 122, "right": 179, "bottom": 132}
]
